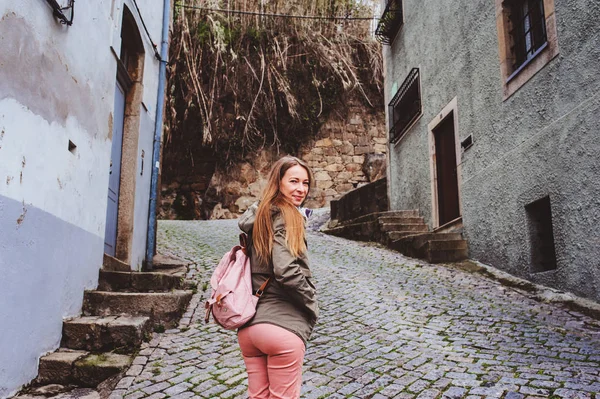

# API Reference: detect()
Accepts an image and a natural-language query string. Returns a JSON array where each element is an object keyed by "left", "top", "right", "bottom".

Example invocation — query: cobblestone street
[{"left": 110, "top": 218, "right": 600, "bottom": 399}]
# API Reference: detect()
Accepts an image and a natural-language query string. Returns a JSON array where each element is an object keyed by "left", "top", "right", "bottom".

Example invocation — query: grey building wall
[{"left": 383, "top": 0, "right": 600, "bottom": 301}]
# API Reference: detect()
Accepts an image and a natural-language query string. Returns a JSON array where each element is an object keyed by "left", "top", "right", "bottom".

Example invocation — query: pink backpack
[{"left": 204, "top": 234, "right": 269, "bottom": 330}]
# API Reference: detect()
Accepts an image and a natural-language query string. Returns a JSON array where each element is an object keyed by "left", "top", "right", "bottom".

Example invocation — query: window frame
[
  {"left": 388, "top": 68, "right": 422, "bottom": 145},
  {"left": 496, "top": 0, "right": 559, "bottom": 100}
]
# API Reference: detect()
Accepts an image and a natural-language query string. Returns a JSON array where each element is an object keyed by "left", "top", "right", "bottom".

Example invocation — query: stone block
[
  {"left": 315, "top": 138, "right": 333, "bottom": 147},
  {"left": 235, "top": 196, "right": 256, "bottom": 213},
  {"left": 36, "top": 350, "right": 88, "bottom": 385},
  {"left": 62, "top": 315, "right": 151, "bottom": 353},
  {"left": 332, "top": 139, "right": 343, "bottom": 146},
  {"left": 325, "top": 164, "right": 345, "bottom": 172},
  {"left": 82, "top": 291, "right": 193, "bottom": 329},
  {"left": 73, "top": 353, "right": 132, "bottom": 387},
  {"left": 335, "top": 172, "right": 354, "bottom": 182},
  {"left": 324, "top": 147, "right": 338, "bottom": 157},
  {"left": 317, "top": 180, "right": 334, "bottom": 190},
  {"left": 354, "top": 146, "right": 372, "bottom": 155},
  {"left": 314, "top": 171, "right": 332, "bottom": 181},
  {"left": 345, "top": 163, "right": 362, "bottom": 172},
  {"left": 340, "top": 143, "right": 354, "bottom": 155},
  {"left": 336, "top": 183, "right": 354, "bottom": 192},
  {"left": 311, "top": 147, "right": 324, "bottom": 155},
  {"left": 353, "top": 155, "right": 366, "bottom": 163},
  {"left": 374, "top": 144, "right": 388, "bottom": 153}
]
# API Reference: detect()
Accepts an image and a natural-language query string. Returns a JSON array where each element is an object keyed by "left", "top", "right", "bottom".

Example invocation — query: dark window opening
[
  {"left": 507, "top": 0, "right": 547, "bottom": 71},
  {"left": 388, "top": 68, "right": 421, "bottom": 144},
  {"left": 375, "top": 0, "right": 403, "bottom": 45},
  {"left": 525, "top": 196, "right": 558, "bottom": 273},
  {"left": 120, "top": 7, "right": 144, "bottom": 78}
]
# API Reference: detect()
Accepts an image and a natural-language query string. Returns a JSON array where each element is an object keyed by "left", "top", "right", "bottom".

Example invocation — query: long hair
[{"left": 253, "top": 156, "right": 314, "bottom": 265}]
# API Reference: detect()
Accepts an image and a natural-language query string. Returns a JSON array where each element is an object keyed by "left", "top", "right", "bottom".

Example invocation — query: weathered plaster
[
  {"left": 0, "top": 195, "right": 102, "bottom": 398},
  {"left": 0, "top": 0, "right": 164, "bottom": 395},
  {"left": 384, "top": 0, "right": 600, "bottom": 301}
]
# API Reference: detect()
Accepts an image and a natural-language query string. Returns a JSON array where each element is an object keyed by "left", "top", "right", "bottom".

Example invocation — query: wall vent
[
  {"left": 525, "top": 195, "right": 558, "bottom": 273},
  {"left": 461, "top": 135, "right": 473, "bottom": 151},
  {"left": 68, "top": 140, "right": 77, "bottom": 154}
]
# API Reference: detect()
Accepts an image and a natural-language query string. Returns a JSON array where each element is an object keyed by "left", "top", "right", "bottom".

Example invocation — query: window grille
[
  {"left": 507, "top": 0, "right": 547, "bottom": 70},
  {"left": 375, "top": 0, "right": 403, "bottom": 45},
  {"left": 388, "top": 68, "right": 421, "bottom": 144}
]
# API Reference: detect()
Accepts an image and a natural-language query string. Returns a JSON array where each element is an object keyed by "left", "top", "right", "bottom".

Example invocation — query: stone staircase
[
  {"left": 325, "top": 210, "right": 468, "bottom": 264},
  {"left": 21, "top": 255, "right": 194, "bottom": 396}
]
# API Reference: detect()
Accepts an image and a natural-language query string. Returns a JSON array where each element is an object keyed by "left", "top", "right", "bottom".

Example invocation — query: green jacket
[{"left": 238, "top": 202, "right": 318, "bottom": 344}]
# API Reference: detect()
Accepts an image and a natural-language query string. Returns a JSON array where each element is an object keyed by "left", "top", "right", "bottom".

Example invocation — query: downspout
[{"left": 145, "top": 0, "right": 171, "bottom": 270}]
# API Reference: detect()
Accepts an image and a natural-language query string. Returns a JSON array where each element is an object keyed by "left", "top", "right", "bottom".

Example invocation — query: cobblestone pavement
[{"left": 110, "top": 218, "right": 600, "bottom": 399}]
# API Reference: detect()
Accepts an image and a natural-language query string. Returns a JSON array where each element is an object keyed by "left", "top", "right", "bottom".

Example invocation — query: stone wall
[
  {"left": 159, "top": 100, "right": 387, "bottom": 219},
  {"left": 330, "top": 178, "right": 388, "bottom": 224},
  {"left": 300, "top": 101, "right": 387, "bottom": 208}
]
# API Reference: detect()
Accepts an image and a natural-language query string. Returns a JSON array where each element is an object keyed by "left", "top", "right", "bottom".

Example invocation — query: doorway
[
  {"left": 103, "top": 5, "right": 145, "bottom": 261},
  {"left": 433, "top": 113, "right": 460, "bottom": 226},
  {"left": 428, "top": 97, "right": 462, "bottom": 229},
  {"left": 104, "top": 81, "right": 126, "bottom": 256}
]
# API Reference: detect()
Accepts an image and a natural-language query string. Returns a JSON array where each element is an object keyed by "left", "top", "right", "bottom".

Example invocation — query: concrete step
[
  {"left": 380, "top": 223, "right": 428, "bottom": 233},
  {"left": 395, "top": 232, "right": 463, "bottom": 247},
  {"left": 35, "top": 350, "right": 131, "bottom": 387},
  {"left": 61, "top": 316, "right": 151, "bottom": 352},
  {"left": 380, "top": 210, "right": 420, "bottom": 218},
  {"left": 386, "top": 231, "right": 425, "bottom": 242},
  {"left": 98, "top": 270, "right": 189, "bottom": 292},
  {"left": 82, "top": 290, "right": 193, "bottom": 328},
  {"left": 425, "top": 239, "right": 468, "bottom": 251},
  {"left": 389, "top": 233, "right": 464, "bottom": 258},
  {"left": 102, "top": 255, "right": 129, "bottom": 272},
  {"left": 378, "top": 216, "right": 424, "bottom": 225},
  {"left": 427, "top": 248, "right": 469, "bottom": 263}
]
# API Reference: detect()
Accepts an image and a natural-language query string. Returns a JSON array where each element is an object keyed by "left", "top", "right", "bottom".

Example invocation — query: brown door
[{"left": 434, "top": 113, "right": 460, "bottom": 225}]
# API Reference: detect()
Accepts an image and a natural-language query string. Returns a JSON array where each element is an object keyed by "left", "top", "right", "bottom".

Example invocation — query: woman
[{"left": 237, "top": 156, "right": 319, "bottom": 399}]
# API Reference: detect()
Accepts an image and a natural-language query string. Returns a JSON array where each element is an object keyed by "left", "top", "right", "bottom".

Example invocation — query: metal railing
[
  {"left": 388, "top": 68, "right": 421, "bottom": 144},
  {"left": 375, "top": 0, "right": 403, "bottom": 45}
]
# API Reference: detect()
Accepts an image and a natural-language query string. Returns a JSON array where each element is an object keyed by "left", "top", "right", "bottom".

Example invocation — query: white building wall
[{"left": 0, "top": 0, "right": 165, "bottom": 395}]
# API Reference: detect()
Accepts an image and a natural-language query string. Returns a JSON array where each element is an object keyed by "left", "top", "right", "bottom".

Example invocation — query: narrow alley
[{"left": 108, "top": 217, "right": 600, "bottom": 399}]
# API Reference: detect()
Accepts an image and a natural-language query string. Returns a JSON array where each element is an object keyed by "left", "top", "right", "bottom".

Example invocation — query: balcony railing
[
  {"left": 375, "top": 0, "right": 404, "bottom": 45},
  {"left": 389, "top": 68, "right": 421, "bottom": 144}
]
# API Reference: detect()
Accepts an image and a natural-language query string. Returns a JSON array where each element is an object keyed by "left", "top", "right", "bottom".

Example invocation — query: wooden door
[
  {"left": 434, "top": 113, "right": 460, "bottom": 226},
  {"left": 104, "top": 81, "right": 126, "bottom": 256}
]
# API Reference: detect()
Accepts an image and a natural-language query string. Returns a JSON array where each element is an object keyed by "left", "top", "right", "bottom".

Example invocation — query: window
[
  {"left": 388, "top": 68, "right": 421, "bottom": 144},
  {"left": 375, "top": 0, "right": 403, "bottom": 45},
  {"left": 496, "top": 0, "right": 559, "bottom": 99},
  {"left": 508, "top": 0, "right": 547, "bottom": 72},
  {"left": 525, "top": 196, "right": 558, "bottom": 273}
]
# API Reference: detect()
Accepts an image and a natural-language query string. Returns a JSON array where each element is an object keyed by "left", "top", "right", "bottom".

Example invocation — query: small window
[
  {"left": 496, "top": 0, "right": 559, "bottom": 99},
  {"left": 525, "top": 196, "right": 558, "bottom": 273},
  {"left": 507, "top": 0, "right": 547, "bottom": 72},
  {"left": 388, "top": 68, "right": 421, "bottom": 144},
  {"left": 375, "top": 0, "right": 404, "bottom": 45}
]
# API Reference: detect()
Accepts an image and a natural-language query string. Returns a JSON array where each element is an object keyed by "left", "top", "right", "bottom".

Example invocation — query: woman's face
[{"left": 279, "top": 164, "right": 310, "bottom": 207}]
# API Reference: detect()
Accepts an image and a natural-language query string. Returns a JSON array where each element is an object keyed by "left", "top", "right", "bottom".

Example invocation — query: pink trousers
[{"left": 238, "top": 324, "right": 306, "bottom": 399}]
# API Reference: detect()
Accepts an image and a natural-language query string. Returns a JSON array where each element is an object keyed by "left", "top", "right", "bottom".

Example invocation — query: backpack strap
[
  {"left": 253, "top": 277, "right": 270, "bottom": 298},
  {"left": 241, "top": 232, "right": 271, "bottom": 297}
]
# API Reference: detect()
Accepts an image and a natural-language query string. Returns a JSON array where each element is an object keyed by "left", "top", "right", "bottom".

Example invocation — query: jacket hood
[{"left": 238, "top": 201, "right": 259, "bottom": 234}]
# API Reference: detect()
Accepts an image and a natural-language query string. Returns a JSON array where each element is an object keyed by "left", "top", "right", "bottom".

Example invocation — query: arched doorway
[{"left": 104, "top": 5, "right": 145, "bottom": 261}]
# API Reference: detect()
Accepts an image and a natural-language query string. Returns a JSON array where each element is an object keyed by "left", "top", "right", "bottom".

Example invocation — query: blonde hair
[{"left": 253, "top": 156, "right": 314, "bottom": 265}]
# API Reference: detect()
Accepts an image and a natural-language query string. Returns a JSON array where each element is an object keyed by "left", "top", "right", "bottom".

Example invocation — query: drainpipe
[{"left": 145, "top": 0, "right": 170, "bottom": 270}]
